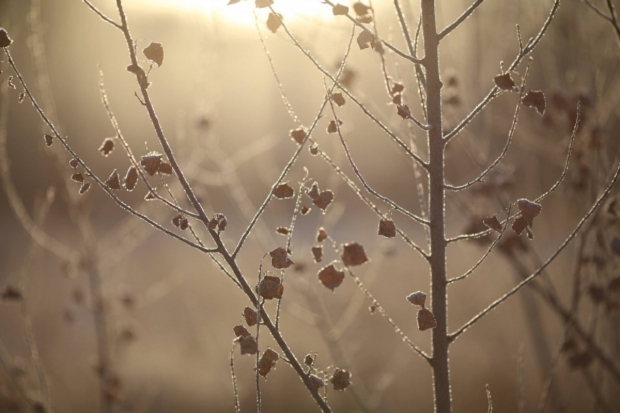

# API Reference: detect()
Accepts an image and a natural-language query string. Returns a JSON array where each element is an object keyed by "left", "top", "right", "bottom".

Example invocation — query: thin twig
[
  {"left": 438, "top": 0, "right": 485, "bottom": 40},
  {"left": 83, "top": 0, "right": 122, "bottom": 30}
]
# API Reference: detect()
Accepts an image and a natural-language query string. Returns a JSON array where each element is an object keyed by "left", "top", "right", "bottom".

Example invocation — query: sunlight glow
[{"left": 140, "top": 0, "right": 333, "bottom": 27}]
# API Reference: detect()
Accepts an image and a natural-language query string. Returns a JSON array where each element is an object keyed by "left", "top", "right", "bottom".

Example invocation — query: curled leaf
[
  {"left": 330, "top": 369, "right": 351, "bottom": 391},
  {"left": 0, "top": 28, "right": 13, "bottom": 48},
  {"left": 357, "top": 30, "right": 375, "bottom": 50},
  {"left": 309, "top": 374, "right": 325, "bottom": 390},
  {"left": 79, "top": 182, "right": 91, "bottom": 194},
  {"left": 330, "top": 93, "right": 346, "bottom": 107},
  {"left": 522, "top": 90, "right": 546, "bottom": 116},
  {"left": 238, "top": 335, "right": 258, "bottom": 355},
  {"left": 327, "top": 120, "right": 342, "bottom": 134},
  {"left": 406, "top": 291, "right": 427, "bottom": 307},
  {"left": 243, "top": 307, "right": 258, "bottom": 326},
  {"left": 257, "top": 348, "right": 279, "bottom": 377},
  {"left": 69, "top": 158, "right": 79, "bottom": 169},
  {"left": 317, "top": 228, "right": 328, "bottom": 242},
  {"left": 158, "top": 161, "right": 173, "bottom": 175},
  {"left": 99, "top": 138, "right": 115, "bottom": 156},
  {"left": 143, "top": 42, "right": 164, "bottom": 67},
  {"left": 397, "top": 104, "right": 411, "bottom": 119},
  {"left": 494, "top": 73, "right": 517, "bottom": 91},
  {"left": 516, "top": 198, "right": 542, "bottom": 225},
  {"left": 105, "top": 170, "right": 121, "bottom": 190},
  {"left": 44, "top": 134, "right": 53, "bottom": 147},
  {"left": 312, "top": 246, "right": 323, "bottom": 263},
  {"left": 482, "top": 216, "right": 502, "bottom": 233},
  {"left": 341, "top": 242, "right": 368, "bottom": 267},
  {"left": 318, "top": 263, "right": 345, "bottom": 291},
  {"left": 233, "top": 324, "right": 251, "bottom": 338},
  {"left": 290, "top": 128, "right": 307, "bottom": 144},
  {"left": 276, "top": 227, "right": 290, "bottom": 235},
  {"left": 208, "top": 213, "right": 227, "bottom": 231},
  {"left": 353, "top": 2, "right": 371, "bottom": 16},
  {"left": 124, "top": 166, "right": 138, "bottom": 191},
  {"left": 267, "top": 13, "right": 282, "bottom": 33},
  {"left": 332, "top": 4, "right": 349, "bottom": 15},
  {"left": 257, "top": 275, "right": 284, "bottom": 300},
  {"left": 71, "top": 173, "right": 84, "bottom": 183},
  {"left": 141, "top": 152, "right": 163, "bottom": 176}
]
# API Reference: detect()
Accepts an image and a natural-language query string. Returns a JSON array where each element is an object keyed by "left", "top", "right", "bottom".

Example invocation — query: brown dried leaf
[
  {"left": 308, "top": 182, "right": 320, "bottom": 200},
  {"left": 0, "top": 28, "right": 13, "bottom": 48},
  {"left": 99, "top": 138, "right": 115, "bottom": 157},
  {"left": 406, "top": 291, "right": 426, "bottom": 307},
  {"left": 1, "top": 285, "right": 22, "bottom": 301},
  {"left": 158, "top": 161, "right": 173, "bottom": 175},
  {"left": 313, "top": 190, "right": 334, "bottom": 211},
  {"left": 243, "top": 307, "right": 258, "bottom": 326},
  {"left": 71, "top": 173, "right": 84, "bottom": 183},
  {"left": 330, "top": 369, "right": 351, "bottom": 391},
  {"left": 276, "top": 227, "right": 290, "bottom": 235},
  {"left": 238, "top": 335, "right": 258, "bottom": 355},
  {"left": 317, "top": 228, "right": 328, "bottom": 242},
  {"left": 233, "top": 324, "right": 251, "bottom": 338},
  {"left": 257, "top": 348, "right": 279, "bottom": 377},
  {"left": 290, "top": 128, "right": 307, "bottom": 144},
  {"left": 273, "top": 183, "right": 294, "bottom": 199},
  {"left": 143, "top": 42, "right": 164, "bottom": 67},
  {"left": 318, "top": 263, "right": 345, "bottom": 291},
  {"left": 417, "top": 308, "right": 437, "bottom": 331},
  {"left": 255, "top": 0, "right": 273, "bottom": 8},
  {"left": 124, "top": 166, "right": 138, "bottom": 191},
  {"left": 69, "top": 158, "right": 79, "bottom": 169},
  {"left": 141, "top": 152, "right": 163, "bottom": 176},
  {"left": 79, "top": 182, "right": 91, "bottom": 194},
  {"left": 269, "top": 247, "right": 294, "bottom": 269},
  {"left": 309, "top": 144, "right": 319, "bottom": 155},
  {"left": 494, "top": 73, "right": 517, "bottom": 91},
  {"left": 378, "top": 219, "right": 396, "bottom": 238},
  {"left": 257, "top": 275, "right": 284, "bottom": 300},
  {"left": 304, "top": 354, "right": 315, "bottom": 366},
  {"left": 312, "top": 246, "right": 323, "bottom": 263},
  {"left": 267, "top": 13, "right": 282, "bottom": 33},
  {"left": 353, "top": 2, "right": 371, "bottom": 16},
  {"left": 482, "top": 216, "right": 502, "bottom": 233},
  {"left": 301, "top": 205, "right": 310, "bottom": 215},
  {"left": 44, "top": 134, "right": 53, "bottom": 147},
  {"left": 327, "top": 119, "right": 342, "bottom": 134},
  {"left": 397, "top": 104, "right": 410, "bottom": 119},
  {"left": 522, "top": 90, "right": 546, "bottom": 116},
  {"left": 105, "top": 170, "right": 121, "bottom": 190},
  {"left": 309, "top": 374, "right": 325, "bottom": 390},
  {"left": 208, "top": 213, "right": 227, "bottom": 231},
  {"left": 517, "top": 198, "right": 542, "bottom": 225},
  {"left": 356, "top": 30, "right": 375, "bottom": 50},
  {"left": 511, "top": 216, "right": 529, "bottom": 235},
  {"left": 330, "top": 92, "right": 346, "bottom": 107},
  {"left": 341, "top": 242, "right": 368, "bottom": 267},
  {"left": 144, "top": 191, "right": 155, "bottom": 201},
  {"left": 332, "top": 4, "right": 349, "bottom": 15}
]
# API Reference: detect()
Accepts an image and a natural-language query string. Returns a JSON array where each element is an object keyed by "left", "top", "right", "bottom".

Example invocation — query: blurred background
[{"left": 0, "top": 0, "right": 619, "bottom": 412}]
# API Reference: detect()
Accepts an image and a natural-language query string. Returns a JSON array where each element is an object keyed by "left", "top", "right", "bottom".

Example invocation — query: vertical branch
[{"left": 420, "top": 1, "right": 451, "bottom": 412}]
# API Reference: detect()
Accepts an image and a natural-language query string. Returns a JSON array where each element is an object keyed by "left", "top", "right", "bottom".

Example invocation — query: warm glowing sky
[{"left": 140, "top": 0, "right": 333, "bottom": 27}]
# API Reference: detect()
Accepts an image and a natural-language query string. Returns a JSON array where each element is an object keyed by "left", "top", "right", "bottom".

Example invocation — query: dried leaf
[
  {"left": 69, "top": 158, "right": 79, "bottom": 169},
  {"left": 124, "top": 166, "right": 138, "bottom": 191},
  {"left": 140, "top": 152, "right": 163, "bottom": 176},
  {"left": 290, "top": 128, "right": 307, "bottom": 144},
  {"left": 105, "top": 170, "right": 121, "bottom": 190},
  {"left": 301, "top": 205, "right": 310, "bottom": 215},
  {"left": 304, "top": 354, "right": 315, "bottom": 366},
  {"left": 330, "top": 92, "right": 346, "bottom": 107},
  {"left": 257, "top": 348, "right": 279, "bottom": 377},
  {"left": 330, "top": 369, "right": 351, "bottom": 391},
  {"left": 269, "top": 247, "right": 294, "bottom": 269},
  {"left": 143, "top": 42, "right": 164, "bottom": 67},
  {"left": 79, "top": 182, "right": 91, "bottom": 194},
  {"left": 482, "top": 216, "right": 502, "bottom": 233},
  {"left": 397, "top": 104, "right": 411, "bottom": 119},
  {"left": 0, "top": 28, "right": 13, "bottom": 48},
  {"left": 356, "top": 30, "right": 375, "bottom": 50},
  {"left": 312, "top": 246, "right": 323, "bottom": 263},
  {"left": 511, "top": 216, "right": 529, "bottom": 235},
  {"left": 233, "top": 325, "right": 251, "bottom": 338},
  {"left": 18, "top": 92, "right": 25, "bottom": 103},
  {"left": 353, "top": 2, "right": 371, "bottom": 16},
  {"left": 71, "top": 173, "right": 84, "bottom": 183},
  {"left": 417, "top": 308, "right": 437, "bottom": 331},
  {"left": 243, "top": 307, "right": 258, "bottom": 326},
  {"left": 522, "top": 90, "right": 546, "bottom": 116},
  {"left": 378, "top": 219, "right": 396, "bottom": 238},
  {"left": 158, "top": 161, "right": 173, "bottom": 175},
  {"left": 341, "top": 242, "right": 368, "bottom": 267},
  {"left": 1, "top": 285, "right": 22, "bottom": 301},
  {"left": 144, "top": 191, "right": 155, "bottom": 201},
  {"left": 257, "top": 275, "right": 284, "bottom": 300},
  {"left": 255, "top": 0, "right": 273, "bottom": 8},
  {"left": 99, "top": 138, "right": 115, "bottom": 156},
  {"left": 317, "top": 228, "right": 328, "bottom": 242},
  {"left": 313, "top": 190, "right": 334, "bottom": 211},
  {"left": 318, "top": 263, "right": 345, "bottom": 291},
  {"left": 273, "top": 183, "right": 295, "bottom": 199},
  {"left": 406, "top": 291, "right": 426, "bottom": 307},
  {"left": 494, "top": 73, "right": 517, "bottom": 91},
  {"left": 44, "top": 134, "right": 53, "bottom": 147},
  {"left": 208, "top": 213, "right": 227, "bottom": 231},
  {"left": 276, "top": 227, "right": 290, "bottom": 235},
  {"left": 308, "top": 183, "right": 320, "bottom": 200},
  {"left": 391, "top": 83, "right": 404, "bottom": 94},
  {"left": 172, "top": 214, "right": 188, "bottom": 230},
  {"left": 332, "top": 4, "right": 349, "bottom": 15},
  {"left": 238, "top": 335, "right": 258, "bottom": 355},
  {"left": 267, "top": 13, "right": 282, "bottom": 33},
  {"left": 327, "top": 119, "right": 342, "bottom": 134},
  {"left": 309, "top": 144, "right": 319, "bottom": 155},
  {"left": 517, "top": 198, "right": 542, "bottom": 225}
]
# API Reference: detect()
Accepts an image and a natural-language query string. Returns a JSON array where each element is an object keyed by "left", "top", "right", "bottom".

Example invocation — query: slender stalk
[{"left": 421, "top": 0, "right": 451, "bottom": 411}]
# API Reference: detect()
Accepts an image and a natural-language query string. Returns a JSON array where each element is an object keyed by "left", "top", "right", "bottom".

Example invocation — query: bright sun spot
[{"left": 141, "top": 0, "right": 332, "bottom": 27}]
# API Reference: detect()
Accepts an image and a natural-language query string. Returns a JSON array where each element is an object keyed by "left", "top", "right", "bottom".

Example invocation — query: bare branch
[
  {"left": 438, "top": 0, "right": 484, "bottom": 40},
  {"left": 83, "top": 0, "right": 122, "bottom": 30}
]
